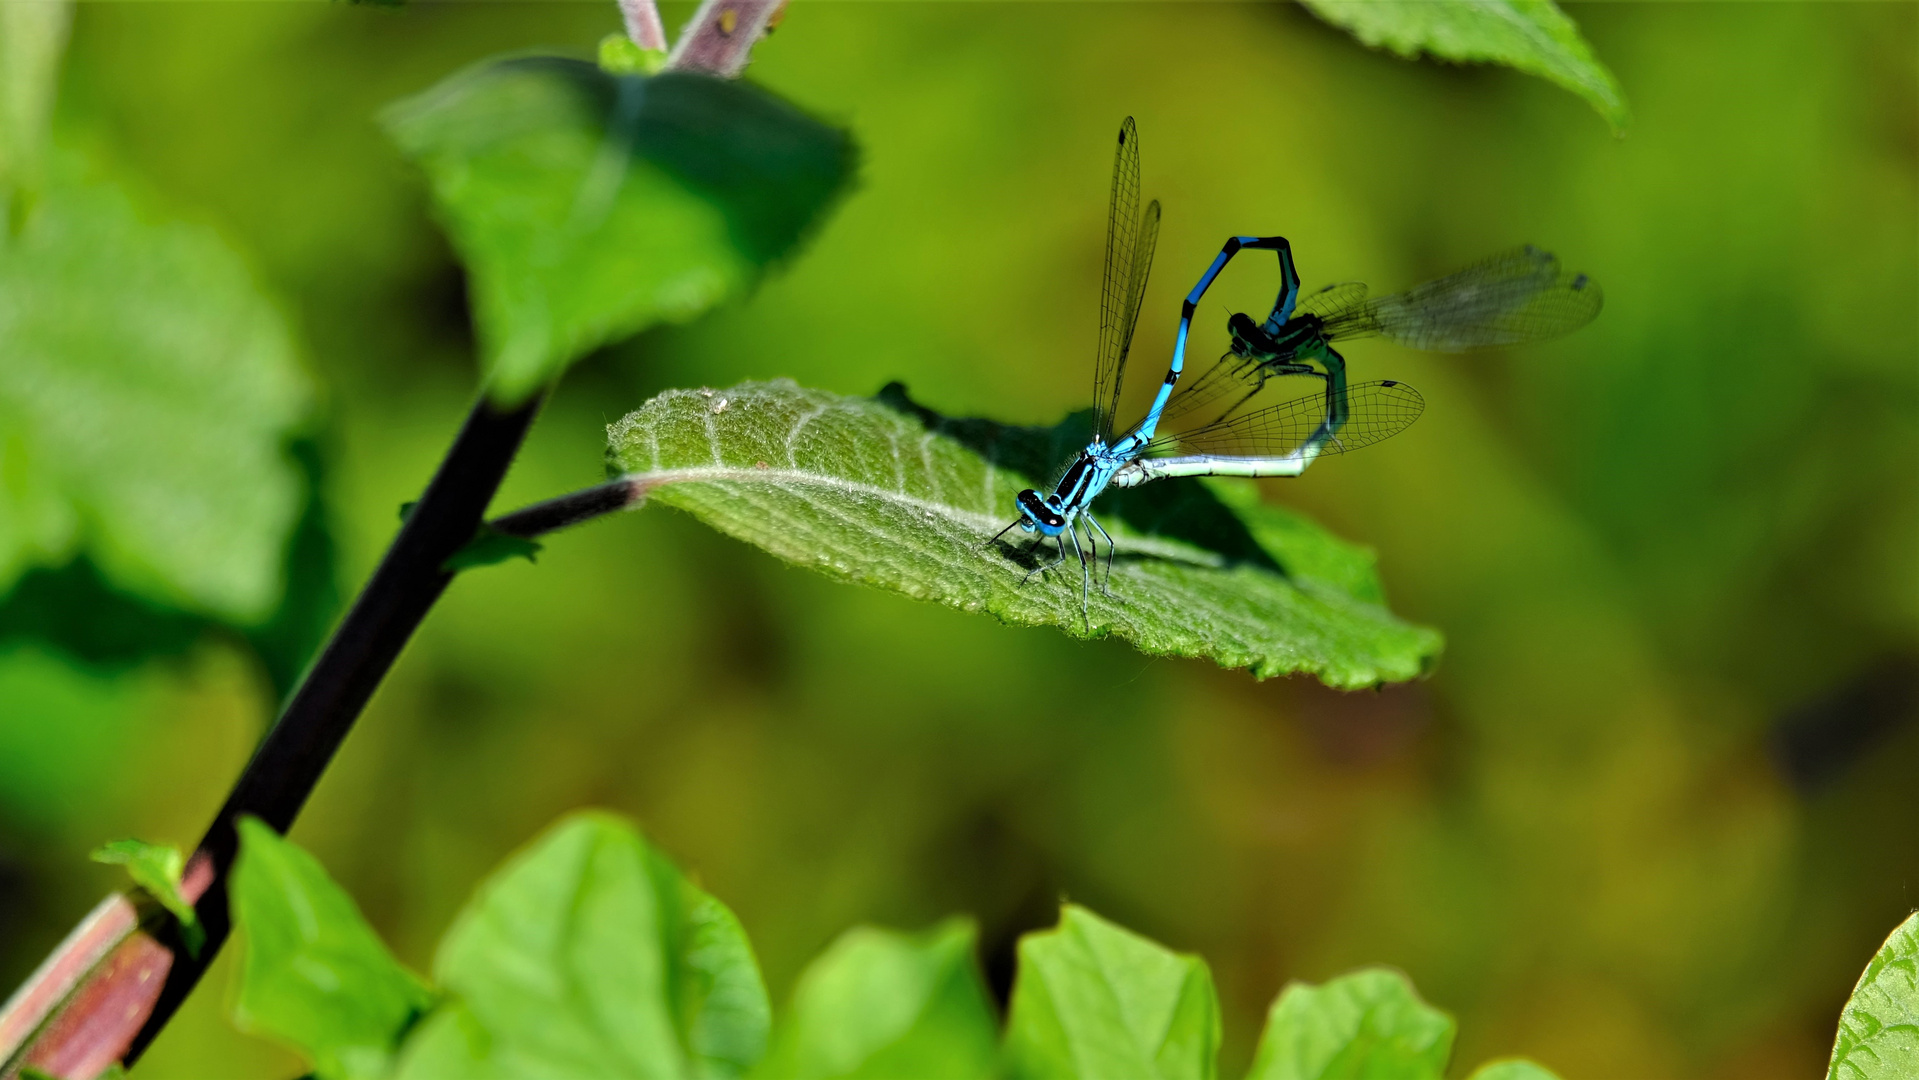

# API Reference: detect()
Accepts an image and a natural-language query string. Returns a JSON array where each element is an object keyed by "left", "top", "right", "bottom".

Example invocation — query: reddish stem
[{"left": 668, "top": 0, "right": 787, "bottom": 77}]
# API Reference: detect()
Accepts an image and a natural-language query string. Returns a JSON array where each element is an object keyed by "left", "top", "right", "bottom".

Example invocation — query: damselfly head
[
  {"left": 1227, "top": 311, "right": 1282, "bottom": 361},
  {"left": 1015, "top": 489, "right": 1067, "bottom": 536}
]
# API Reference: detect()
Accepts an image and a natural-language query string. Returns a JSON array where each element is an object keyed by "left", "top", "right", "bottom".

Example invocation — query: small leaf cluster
[
  {"left": 88, "top": 838, "right": 202, "bottom": 956},
  {"left": 228, "top": 813, "right": 1559, "bottom": 1080}
]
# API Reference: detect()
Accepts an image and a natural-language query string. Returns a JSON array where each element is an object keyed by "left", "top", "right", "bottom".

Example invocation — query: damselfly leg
[
  {"left": 1021, "top": 534, "right": 1069, "bottom": 586},
  {"left": 1085, "top": 512, "right": 1116, "bottom": 596},
  {"left": 1066, "top": 521, "right": 1093, "bottom": 624}
]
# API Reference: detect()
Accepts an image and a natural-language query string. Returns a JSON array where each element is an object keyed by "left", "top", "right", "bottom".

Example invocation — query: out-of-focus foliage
[
  {"left": 752, "top": 920, "right": 997, "bottom": 1080},
  {"left": 1298, "top": 0, "right": 1626, "bottom": 131},
  {"left": 1828, "top": 911, "right": 1919, "bottom": 1080},
  {"left": 1465, "top": 1062, "right": 1561, "bottom": 1080},
  {"left": 88, "top": 837, "right": 199, "bottom": 954},
  {"left": 385, "top": 59, "right": 855, "bottom": 406},
  {"left": 598, "top": 35, "right": 668, "bottom": 79},
  {"left": 1244, "top": 967, "right": 1451, "bottom": 1079},
  {"left": 230, "top": 818, "right": 436, "bottom": 1080},
  {"left": 607, "top": 380, "right": 1439, "bottom": 687},
  {"left": 0, "top": 150, "right": 310, "bottom": 621},
  {"left": 233, "top": 813, "right": 1546, "bottom": 1080},
  {"left": 0, "top": 0, "right": 69, "bottom": 196},
  {"left": 0, "top": 4, "right": 1911, "bottom": 1079},
  {"left": 396, "top": 812, "right": 771, "bottom": 1079}
]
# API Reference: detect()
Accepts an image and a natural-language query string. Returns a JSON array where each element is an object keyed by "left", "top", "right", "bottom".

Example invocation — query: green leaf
[
  {"left": 1002, "top": 904, "right": 1220, "bottom": 1080},
  {"left": 229, "top": 817, "right": 437, "bottom": 1080},
  {"left": 89, "top": 836, "right": 202, "bottom": 956},
  {"left": 443, "top": 526, "right": 542, "bottom": 572},
  {"left": 1298, "top": 0, "right": 1628, "bottom": 132},
  {"left": 1466, "top": 1060, "right": 1562, "bottom": 1080},
  {"left": 598, "top": 34, "right": 668, "bottom": 77},
  {"left": 1244, "top": 967, "right": 1453, "bottom": 1080},
  {"left": 0, "top": 149, "right": 311, "bottom": 621},
  {"left": 752, "top": 920, "right": 997, "bottom": 1080},
  {"left": 395, "top": 811, "right": 770, "bottom": 1080},
  {"left": 1829, "top": 911, "right": 1919, "bottom": 1079},
  {"left": 605, "top": 380, "right": 1440, "bottom": 688},
  {"left": 384, "top": 57, "right": 855, "bottom": 406}
]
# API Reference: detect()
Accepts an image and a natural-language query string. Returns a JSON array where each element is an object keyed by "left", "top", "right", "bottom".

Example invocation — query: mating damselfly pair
[{"left": 992, "top": 118, "right": 1601, "bottom": 617}]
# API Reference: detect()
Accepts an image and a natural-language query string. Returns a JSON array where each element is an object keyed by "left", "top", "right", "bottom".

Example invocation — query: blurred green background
[{"left": 2, "top": 2, "right": 1915, "bottom": 1076}]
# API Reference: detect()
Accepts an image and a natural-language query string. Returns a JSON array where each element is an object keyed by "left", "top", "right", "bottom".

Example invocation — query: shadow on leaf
[{"left": 873, "top": 382, "right": 1284, "bottom": 577}]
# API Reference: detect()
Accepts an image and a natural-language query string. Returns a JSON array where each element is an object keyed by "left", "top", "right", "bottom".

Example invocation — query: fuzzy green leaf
[
  {"left": 605, "top": 380, "right": 1440, "bottom": 688},
  {"left": 1002, "top": 905, "right": 1220, "bottom": 1080},
  {"left": 1466, "top": 1060, "right": 1562, "bottom": 1080},
  {"left": 1298, "top": 0, "right": 1628, "bottom": 132},
  {"left": 1245, "top": 967, "right": 1454, "bottom": 1080},
  {"left": 394, "top": 811, "right": 770, "bottom": 1080},
  {"left": 753, "top": 920, "right": 997, "bottom": 1080},
  {"left": 89, "top": 837, "right": 201, "bottom": 956},
  {"left": 0, "top": 150, "right": 310, "bottom": 621},
  {"left": 229, "top": 818, "right": 437, "bottom": 1080},
  {"left": 384, "top": 57, "right": 854, "bottom": 406},
  {"left": 1829, "top": 912, "right": 1919, "bottom": 1079}
]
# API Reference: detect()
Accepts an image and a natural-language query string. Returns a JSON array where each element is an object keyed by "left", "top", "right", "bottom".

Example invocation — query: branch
[
  {"left": 617, "top": 0, "right": 667, "bottom": 52},
  {"left": 1, "top": 392, "right": 543, "bottom": 1071},
  {"left": 667, "top": 0, "right": 786, "bottom": 78}
]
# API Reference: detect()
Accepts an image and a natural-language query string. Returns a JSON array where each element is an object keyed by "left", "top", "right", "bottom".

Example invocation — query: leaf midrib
[{"left": 626, "top": 465, "right": 1233, "bottom": 569}]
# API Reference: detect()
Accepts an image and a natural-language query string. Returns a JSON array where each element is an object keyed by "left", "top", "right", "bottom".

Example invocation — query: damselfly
[
  {"left": 989, "top": 118, "right": 1430, "bottom": 618},
  {"left": 1167, "top": 241, "right": 1603, "bottom": 430}
]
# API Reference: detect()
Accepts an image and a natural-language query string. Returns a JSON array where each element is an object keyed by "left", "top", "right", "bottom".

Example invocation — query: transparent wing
[
  {"left": 1294, "top": 281, "right": 1371, "bottom": 323},
  {"left": 1159, "top": 278, "right": 1374, "bottom": 431},
  {"left": 1361, "top": 245, "right": 1602, "bottom": 351},
  {"left": 1093, "top": 118, "right": 1160, "bottom": 442},
  {"left": 1165, "top": 281, "right": 1379, "bottom": 427},
  {"left": 1145, "top": 380, "right": 1425, "bottom": 460},
  {"left": 1161, "top": 349, "right": 1266, "bottom": 426}
]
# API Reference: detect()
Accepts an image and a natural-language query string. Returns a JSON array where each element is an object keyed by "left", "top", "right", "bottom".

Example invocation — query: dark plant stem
[
  {"left": 489, "top": 476, "right": 650, "bottom": 539},
  {"left": 124, "top": 392, "right": 543, "bottom": 1062}
]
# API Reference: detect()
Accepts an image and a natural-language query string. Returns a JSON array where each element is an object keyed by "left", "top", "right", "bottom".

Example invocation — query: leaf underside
[
  {"left": 606, "top": 380, "right": 1441, "bottom": 689},
  {"left": 1830, "top": 912, "right": 1919, "bottom": 1080},
  {"left": 1298, "top": 0, "right": 1629, "bottom": 131}
]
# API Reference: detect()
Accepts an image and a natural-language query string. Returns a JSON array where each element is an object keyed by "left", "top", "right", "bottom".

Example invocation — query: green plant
[
  {"left": 224, "top": 811, "right": 1564, "bottom": 1080},
  {"left": 31, "top": 0, "right": 1901, "bottom": 1077}
]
